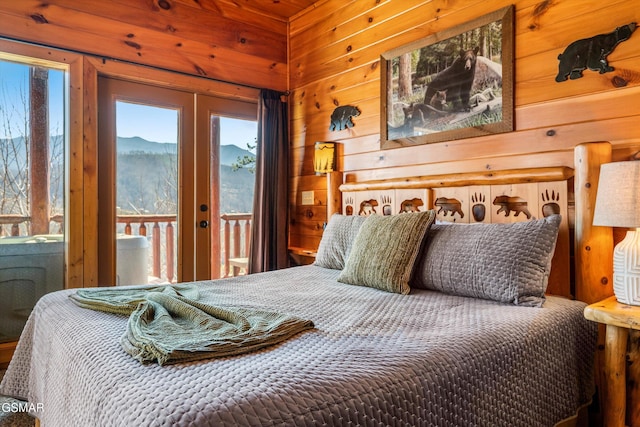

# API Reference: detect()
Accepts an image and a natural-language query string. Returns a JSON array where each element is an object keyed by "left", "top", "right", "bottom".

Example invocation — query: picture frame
[{"left": 380, "top": 5, "right": 514, "bottom": 149}]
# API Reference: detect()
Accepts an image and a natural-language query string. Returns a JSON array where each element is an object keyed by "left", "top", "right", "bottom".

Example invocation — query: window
[{"left": 0, "top": 57, "right": 67, "bottom": 343}]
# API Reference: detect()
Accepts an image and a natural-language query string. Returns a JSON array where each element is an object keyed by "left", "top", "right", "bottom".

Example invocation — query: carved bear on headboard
[
  {"left": 493, "top": 195, "right": 532, "bottom": 219},
  {"left": 423, "top": 47, "right": 479, "bottom": 112},
  {"left": 400, "top": 198, "right": 424, "bottom": 213},
  {"left": 329, "top": 105, "right": 360, "bottom": 132},
  {"left": 434, "top": 197, "right": 464, "bottom": 218},
  {"left": 555, "top": 22, "right": 636, "bottom": 82},
  {"left": 358, "top": 199, "right": 378, "bottom": 216}
]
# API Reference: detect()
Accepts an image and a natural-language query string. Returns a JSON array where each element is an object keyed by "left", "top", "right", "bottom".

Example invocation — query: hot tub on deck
[{"left": 0, "top": 234, "right": 149, "bottom": 341}]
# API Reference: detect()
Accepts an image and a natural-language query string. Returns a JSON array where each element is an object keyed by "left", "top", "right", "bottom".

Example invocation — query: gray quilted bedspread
[{"left": 0, "top": 265, "right": 596, "bottom": 427}]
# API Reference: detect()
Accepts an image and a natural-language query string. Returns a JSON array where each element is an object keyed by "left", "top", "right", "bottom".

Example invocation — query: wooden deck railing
[
  {"left": 0, "top": 212, "right": 252, "bottom": 281},
  {"left": 220, "top": 213, "right": 252, "bottom": 277},
  {"left": 0, "top": 215, "right": 28, "bottom": 236},
  {"left": 0, "top": 214, "right": 63, "bottom": 236},
  {"left": 116, "top": 214, "right": 177, "bottom": 283}
]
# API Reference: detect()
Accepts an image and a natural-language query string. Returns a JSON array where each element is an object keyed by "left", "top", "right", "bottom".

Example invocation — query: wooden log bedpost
[
  {"left": 327, "top": 171, "right": 342, "bottom": 218},
  {"left": 574, "top": 142, "right": 614, "bottom": 304},
  {"left": 575, "top": 142, "right": 616, "bottom": 426}
]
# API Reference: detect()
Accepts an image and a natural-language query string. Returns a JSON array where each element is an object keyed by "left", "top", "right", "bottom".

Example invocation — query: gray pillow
[
  {"left": 338, "top": 210, "right": 436, "bottom": 294},
  {"left": 314, "top": 214, "right": 367, "bottom": 270},
  {"left": 412, "top": 215, "right": 561, "bottom": 306}
]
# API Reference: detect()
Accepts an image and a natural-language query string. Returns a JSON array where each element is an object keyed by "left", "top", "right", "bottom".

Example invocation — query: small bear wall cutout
[
  {"left": 329, "top": 105, "right": 360, "bottom": 131},
  {"left": 556, "top": 22, "right": 636, "bottom": 82}
]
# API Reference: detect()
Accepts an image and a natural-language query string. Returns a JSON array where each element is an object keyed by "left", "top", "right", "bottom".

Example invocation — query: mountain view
[
  {"left": 116, "top": 136, "right": 255, "bottom": 215},
  {"left": 0, "top": 135, "right": 256, "bottom": 217}
]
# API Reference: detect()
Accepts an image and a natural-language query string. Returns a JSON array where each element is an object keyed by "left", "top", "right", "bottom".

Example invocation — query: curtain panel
[{"left": 248, "top": 89, "right": 289, "bottom": 273}]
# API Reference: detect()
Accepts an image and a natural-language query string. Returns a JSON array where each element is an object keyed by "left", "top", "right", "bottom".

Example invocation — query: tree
[
  {"left": 0, "top": 68, "right": 30, "bottom": 235},
  {"left": 397, "top": 53, "right": 413, "bottom": 99},
  {"left": 231, "top": 139, "right": 257, "bottom": 173},
  {"left": 0, "top": 63, "right": 67, "bottom": 236}
]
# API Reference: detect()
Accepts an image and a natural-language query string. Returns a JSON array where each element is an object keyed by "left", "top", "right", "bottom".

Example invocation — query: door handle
[{"left": 199, "top": 220, "right": 209, "bottom": 229}]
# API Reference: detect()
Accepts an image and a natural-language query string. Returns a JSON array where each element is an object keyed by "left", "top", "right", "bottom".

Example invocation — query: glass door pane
[
  {"left": 195, "top": 95, "right": 257, "bottom": 280},
  {"left": 115, "top": 102, "right": 178, "bottom": 285},
  {"left": 98, "top": 78, "right": 196, "bottom": 285},
  {"left": 219, "top": 117, "right": 256, "bottom": 278},
  {"left": 0, "top": 58, "right": 66, "bottom": 342}
]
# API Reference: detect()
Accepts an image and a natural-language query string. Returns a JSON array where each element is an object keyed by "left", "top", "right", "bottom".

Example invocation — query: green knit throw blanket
[{"left": 69, "top": 285, "right": 314, "bottom": 365}]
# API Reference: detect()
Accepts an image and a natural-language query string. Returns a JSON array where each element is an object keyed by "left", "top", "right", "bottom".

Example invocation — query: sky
[
  {"left": 0, "top": 59, "right": 257, "bottom": 151},
  {"left": 116, "top": 102, "right": 257, "bottom": 149},
  {"left": 0, "top": 60, "right": 64, "bottom": 138}
]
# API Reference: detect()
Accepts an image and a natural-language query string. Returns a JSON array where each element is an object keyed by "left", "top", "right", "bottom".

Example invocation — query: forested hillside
[
  {"left": 0, "top": 135, "right": 255, "bottom": 218},
  {"left": 116, "top": 137, "right": 255, "bottom": 215}
]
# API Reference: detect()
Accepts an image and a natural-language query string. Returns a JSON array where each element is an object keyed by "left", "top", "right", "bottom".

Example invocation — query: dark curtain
[{"left": 248, "top": 89, "right": 289, "bottom": 273}]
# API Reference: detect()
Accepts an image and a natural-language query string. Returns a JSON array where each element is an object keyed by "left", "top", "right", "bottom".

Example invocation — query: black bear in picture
[
  {"left": 329, "top": 105, "right": 360, "bottom": 131},
  {"left": 555, "top": 22, "right": 636, "bottom": 82},
  {"left": 423, "top": 47, "right": 479, "bottom": 112}
]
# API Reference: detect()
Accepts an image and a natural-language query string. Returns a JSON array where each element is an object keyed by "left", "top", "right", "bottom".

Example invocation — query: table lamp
[{"left": 593, "top": 160, "right": 640, "bottom": 305}]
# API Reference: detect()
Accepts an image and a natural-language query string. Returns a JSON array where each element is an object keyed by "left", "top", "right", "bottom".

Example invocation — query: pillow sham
[
  {"left": 412, "top": 215, "right": 561, "bottom": 307},
  {"left": 338, "top": 210, "right": 436, "bottom": 294},
  {"left": 314, "top": 214, "right": 367, "bottom": 270}
]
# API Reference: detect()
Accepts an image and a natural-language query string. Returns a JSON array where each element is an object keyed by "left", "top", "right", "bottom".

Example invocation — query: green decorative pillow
[{"left": 338, "top": 210, "right": 436, "bottom": 294}]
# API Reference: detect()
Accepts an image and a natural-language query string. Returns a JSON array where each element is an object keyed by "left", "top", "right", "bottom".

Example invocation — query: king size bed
[{"left": 0, "top": 143, "right": 614, "bottom": 426}]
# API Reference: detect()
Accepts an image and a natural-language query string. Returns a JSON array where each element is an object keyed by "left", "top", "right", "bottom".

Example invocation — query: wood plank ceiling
[
  {"left": 172, "top": 0, "right": 320, "bottom": 31},
  {"left": 0, "top": 0, "right": 320, "bottom": 91},
  {"left": 188, "top": 0, "right": 319, "bottom": 20}
]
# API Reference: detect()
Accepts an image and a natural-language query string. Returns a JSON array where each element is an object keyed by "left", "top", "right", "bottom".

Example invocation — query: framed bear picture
[{"left": 380, "top": 6, "right": 514, "bottom": 149}]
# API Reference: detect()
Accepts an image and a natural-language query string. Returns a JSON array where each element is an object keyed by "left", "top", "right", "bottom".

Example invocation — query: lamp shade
[
  {"left": 593, "top": 160, "right": 640, "bottom": 305},
  {"left": 314, "top": 142, "right": 335, "bottom": 175},
  {"left": 593, "top": 161, "right": 640, "bottom": 228}
]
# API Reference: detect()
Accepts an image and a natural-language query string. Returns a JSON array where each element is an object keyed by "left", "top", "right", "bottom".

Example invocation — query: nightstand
[
  {"left": 584, "top": 296, "right": 640, "bottom": 427},
  {"left": 288, "top": 247, "right": 317, "bottom": 266}
]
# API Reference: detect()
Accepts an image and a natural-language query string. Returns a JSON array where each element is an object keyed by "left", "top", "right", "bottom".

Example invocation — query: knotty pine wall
[
  {"left": 0, "top": 0, "right": 288, "bottom": 91},
  {"left": 288, "top": 0, "right": 640, "bottom": 250},
  {"left": 1, "top": 0, "right": 639, "bottom": 255}
]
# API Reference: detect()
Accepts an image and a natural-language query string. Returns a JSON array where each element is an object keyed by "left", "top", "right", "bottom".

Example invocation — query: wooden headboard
[{"left": 333, "top": 142, "right": 614, "bottom": 304}]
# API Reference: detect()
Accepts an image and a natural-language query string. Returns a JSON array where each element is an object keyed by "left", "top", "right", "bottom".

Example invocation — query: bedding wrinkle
[{"left": 70, "top": 285, "right": 314, "bottom": 365}]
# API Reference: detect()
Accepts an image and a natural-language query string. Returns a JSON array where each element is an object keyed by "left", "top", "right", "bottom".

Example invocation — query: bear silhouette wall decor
[
  {"left": 329, "top": 105, "right": 360, "bottom": 131},
  {"left": 555, "top": 22, "right": 636, "bottom": 82}
]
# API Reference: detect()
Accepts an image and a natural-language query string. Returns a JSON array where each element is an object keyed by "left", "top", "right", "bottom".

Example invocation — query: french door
[{"left": 98, "top": 77, "right": 257, "bottom": 286}]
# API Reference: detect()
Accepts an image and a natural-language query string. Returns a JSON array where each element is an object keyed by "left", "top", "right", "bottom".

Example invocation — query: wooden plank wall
[
  {"left": 0, "top": 0, "right": 288, "bottom": 91},
  {"left": 288, "top": 0, "right": 640, "bottom": 250}
]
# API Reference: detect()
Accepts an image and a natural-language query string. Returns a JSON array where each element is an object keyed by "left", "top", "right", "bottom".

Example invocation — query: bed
[{"left": 0, "top": 143, "right": 613, "bottom": 426}]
